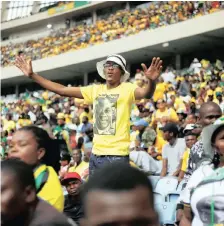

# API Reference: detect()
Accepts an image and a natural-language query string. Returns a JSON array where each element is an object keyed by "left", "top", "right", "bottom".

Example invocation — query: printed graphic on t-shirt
[
  {"left": 93, "top": 94, "right": 119, "bottom": 135},
  {"left": 196, "top": 195, "right": 224, "bottom": 226}
]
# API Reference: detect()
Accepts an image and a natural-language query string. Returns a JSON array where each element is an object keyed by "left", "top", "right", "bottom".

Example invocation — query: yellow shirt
[
  {"left": 155, "top": 136, "right": 167, "bottom": 155},
  {"left": 79, "top": 111, "right": 93, "bottom": 123},
  {"left": 181, "top": 148, "right": 190, "bottom": 171},
  {"left": 174, "top": 98, "right": 185, "bottom": 110},
  {"left": 153, "top": 83, "right": 166, "bottom": 102},
  {"left": 81, "top": 83, "right": 137, "bottom": 156},
  {"left": 150, "top": 108, "right": 178, "bottom": 137},
  {"left": 68, "top": 161, "right": 89, "bottom": 179},
  {"left": 130, "top": 161, "right": 138, "bottom": 168},
  {"left": 3, "top": 120, "right": 16, "bottom": 132},
  {"left": 34, "top": 165, "right": 64, "bottom": 212}
]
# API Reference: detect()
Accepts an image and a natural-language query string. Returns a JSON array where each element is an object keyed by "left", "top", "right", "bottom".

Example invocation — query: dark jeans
[{"left": 89, "top": 153, "right": 129, "bottom": 176}]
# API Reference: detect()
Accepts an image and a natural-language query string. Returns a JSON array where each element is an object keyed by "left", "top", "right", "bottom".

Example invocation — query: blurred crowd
[
  {"left": 1, "top": 1, "right": 224, "bottom": 67},
  {"left": 1, "top": 55, "right": 224, "bottom": 225}
]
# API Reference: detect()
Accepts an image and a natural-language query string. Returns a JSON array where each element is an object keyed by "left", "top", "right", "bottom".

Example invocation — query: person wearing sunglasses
[{"left": 15, "top": 54, "right": 162, "bottom": 175}]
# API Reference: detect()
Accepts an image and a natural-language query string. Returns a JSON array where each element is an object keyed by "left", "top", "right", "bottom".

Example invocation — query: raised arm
[
  {"left": 15, "top": 56, "right": 83, "bottom": 98},
  {"left": 135, "top": 57, "right": 163, "bottom": 100}
]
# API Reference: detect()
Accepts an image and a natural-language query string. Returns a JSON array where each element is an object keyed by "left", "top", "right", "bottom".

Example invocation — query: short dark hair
[
  {"left": 1, "top": 159, "right": 36, "bottom": 191},
  {"left": 184, "top": 131, "right": 198, "bottom": 137},
  {"left": 82, "top": 162, "right": 154, "bottom": 207}
]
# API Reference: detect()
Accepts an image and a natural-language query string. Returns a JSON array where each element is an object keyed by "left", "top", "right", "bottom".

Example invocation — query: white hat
[
  {"left": 183, "top": 124, "right": 196, "bottom": 133},
  {"left": 96, "top": 54, "right": 130, "bottom": 82},
  {"left": 67, "top": 124, "right": 77, "bottom": 131}
]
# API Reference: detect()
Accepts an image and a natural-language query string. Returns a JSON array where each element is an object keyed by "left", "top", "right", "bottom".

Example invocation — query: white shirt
[
  {"left": 130, "top": 150, "right": 159, "bottom": 174},
  {"left": 161, "top": 71, "right": 175, "bottom": 84},
  {"left": 182, "top": 164, "right": 224, "bottom": 226},
  {"left": 162, "top": 138, "right": 186, "bottom": 175}
]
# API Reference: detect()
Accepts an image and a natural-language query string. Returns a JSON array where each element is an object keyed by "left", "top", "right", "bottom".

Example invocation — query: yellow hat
[
  {"left": 57, "top": 113, "right": 65, "bottom": 119},
  {"left": 207, "top": 90, "right": 213, "bottom": 96}
]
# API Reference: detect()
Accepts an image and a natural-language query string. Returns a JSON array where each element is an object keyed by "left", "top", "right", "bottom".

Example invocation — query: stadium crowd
[
  {"left": 1, "top": 1, "right": 224, "bottom": 67},
  {"left": 1, "top": 53, "right": 224, "bottom": 225}
]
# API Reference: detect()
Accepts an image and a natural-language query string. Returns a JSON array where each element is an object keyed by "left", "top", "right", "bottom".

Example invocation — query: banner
[{"left": 48, "top": 1, "right": 89, "bottom": 16}]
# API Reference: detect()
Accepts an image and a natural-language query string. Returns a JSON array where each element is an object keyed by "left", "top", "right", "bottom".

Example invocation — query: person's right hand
[{"left": 15, "top": 56, "right": 34, "bottom": 77}]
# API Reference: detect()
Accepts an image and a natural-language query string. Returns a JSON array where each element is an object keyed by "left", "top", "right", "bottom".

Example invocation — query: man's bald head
[{"left": 199, "top": 102, "right": 221, "bottom": 127}]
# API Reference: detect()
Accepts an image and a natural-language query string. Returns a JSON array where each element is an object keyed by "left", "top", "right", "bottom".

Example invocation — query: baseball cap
[
  {"left": 133, "top": 119, "right": 149, "bottom": 127},
  {"left": 61, "top": 172, "right": 81, "bottom": 185},
  {"left": 183, "top": 124, "right": 197, "bottom": 133},
  {"left": 161, "top": 123, "right": 179, "bottom": 134},
  {"left": 57, "top": 113, "right": 65, "bottom": 119}
]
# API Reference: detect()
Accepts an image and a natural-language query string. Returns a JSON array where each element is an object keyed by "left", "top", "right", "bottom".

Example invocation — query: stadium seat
[
  {"left": 155, "top": 202, "right": 176, "bottom": 225},
  {"left": 148, "top": 176, "right": 160, "bottom": 189},
  {"left": 177, "top": 179, "right": 188, "bottom": 192},
  {"left": 154, "top": 176, "right": 179, "bottom": 196},
  {"left": 166, "top": 191, "right": 180, "bottom": 204},
  {"left": 153, "top": 191, "right": 165, "bottom": 204}
]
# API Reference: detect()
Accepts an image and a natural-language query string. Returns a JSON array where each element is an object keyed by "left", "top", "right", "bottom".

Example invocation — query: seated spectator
[
  {"left": 62, "top": 172, "right": 84, "bottom": 225},
  {"left": 8, "top": 126, "right": 64, "bottom": 212},
  {"left": 151, "top": 98, "right": 179, "bottom": 137},
  {"left": 81, "top": 162, "right": 159, "bottom": 226},
  {"left": 178, "top": 132, "right": 198, "bottom": 182},
  {"left": 1, "top": 159, "right": 76, "bottom": 226},
  {"left": 160, "top": 123, "right": 186, "bottom": 177},
  {"left": 79, "top": 107, "right": 93, "bottom": 123},
  {"left": 2, "top": 114, "right": 16, "bottom": 132},
  {"left": 53, "top": 113, "right": 71, "bottom": 152},
  {"left": 141, "top": 127, "right": 164, "bottom": 160},
  {"left": 178, "top": 74, "right": 191, "bottom": 97},
  {"left": 130, "top": 146, "right": 160, "bottom": 175},
  {"left": 59, "top": 151, "right": 71, "bottom": 179},
  {"left": 68, "top": 149, "right": 89, "bottom": 180},
  {"left": 67, "top": 124, "right": 77, "bottom": 150},
  {"left": 183, "top": 102, "right": 222, "bottom": 181},
  {"left": 80, "top": 116, "right": 92, "bottom": 134}
]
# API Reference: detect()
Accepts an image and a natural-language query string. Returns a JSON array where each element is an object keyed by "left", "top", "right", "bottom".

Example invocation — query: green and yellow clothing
[
  {"left": 53, "top": 125, "right": 71, "bottom": 153},
  {"left": 81, "top": 82, "right": 137, "bottom": 156},
  {"left": 34, "top": 164, "right": 64, "bottom": 212}
]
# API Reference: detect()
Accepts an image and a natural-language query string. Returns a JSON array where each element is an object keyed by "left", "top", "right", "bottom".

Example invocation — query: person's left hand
[{"left": 141, "top": 57, "right": 163, "bottom": 81}]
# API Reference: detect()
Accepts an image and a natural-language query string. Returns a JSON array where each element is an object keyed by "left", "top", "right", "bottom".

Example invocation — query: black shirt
[{"left": 63, "top": 195, "right": 84, "bottom": 225}]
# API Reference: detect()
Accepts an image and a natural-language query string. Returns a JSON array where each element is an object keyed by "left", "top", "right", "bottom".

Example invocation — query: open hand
[
  {"left": 141, "top": 57, "right": 163, "bottom": 81},
  {"left": 15, "top": 55, "right": 33, "bottom": 77}
]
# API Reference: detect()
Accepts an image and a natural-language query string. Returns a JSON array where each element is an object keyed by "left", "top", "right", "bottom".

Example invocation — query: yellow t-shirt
[
  {"left": 68, "top": 161, "right": 89, "bottom": 179},
  {"left": 153, "top": 83, "right": 166, "bottom": 102},
  {"left": 150, "top": 108, "right": 179, "bottom": 137},
  {"left": 181, "top": 148, "right": 190, "bottom": 172},
  {"left": 34, "top": 165, "right": 64, "bottom": 212},
  {"left": 81, "top": 83, "right": 137, "bottom": 156},
  {"left": 174, "top": 98, "right": 185, "bottom": 110},
  {"left": 3, "top": 120, "right": 16, "bottom": 132},
  {"left": 155, "top": 136, "right": 167, "bottom": 155}
]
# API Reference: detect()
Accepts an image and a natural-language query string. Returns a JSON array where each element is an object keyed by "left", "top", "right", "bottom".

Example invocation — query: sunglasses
[{"left": 103, "top": 63, "right": 121, "bottom": 69}]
